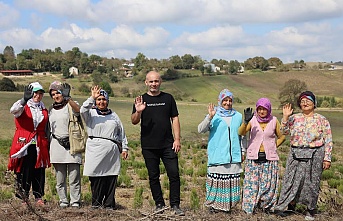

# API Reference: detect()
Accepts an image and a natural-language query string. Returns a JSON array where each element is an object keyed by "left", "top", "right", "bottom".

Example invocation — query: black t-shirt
[{"left": 132, "top": 92, "right": 179, "bottom": 149}]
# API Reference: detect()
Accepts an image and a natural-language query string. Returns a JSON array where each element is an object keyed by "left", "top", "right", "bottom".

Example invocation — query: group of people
[
  {"left": 7, "top": 71, "right": 184, "bottom": 215},
  {"left": 198, "top": 89, "right": 333, "bottom": 221},
  {"left": 7, "top": 70, "right": 333, "bottom": 220},
  {"left": 8, "top": 81, "right": 129, "bottom": 209}
]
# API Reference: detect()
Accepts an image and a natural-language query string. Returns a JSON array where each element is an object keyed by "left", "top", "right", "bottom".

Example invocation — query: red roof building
[{"left": 0, "top": 70, "right": 34, "bottom": 76}]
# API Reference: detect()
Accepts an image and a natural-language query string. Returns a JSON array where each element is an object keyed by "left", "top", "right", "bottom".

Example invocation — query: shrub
[
  {"left": 328, "top": 179, "right": 341, "bottom": 188},
  {"left": 133, "top": 186, "right": 143, "bottom": 208},
  {"left": 0, "top": 77, "right": 17, "bottom": 91},
  {"left": 190, "top": 189, "right": 200, "bottom": 210},
  {"left": 322, "top": 170, "right": 335, "bottom": 180},
  {"left": 137, "top": 168, "right": 148, "bottom": 180},
  {"left": 78, "top": 83, "right": 90, "bottom": 95}
]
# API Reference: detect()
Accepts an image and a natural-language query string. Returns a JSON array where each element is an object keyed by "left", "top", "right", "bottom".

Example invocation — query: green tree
[
  {"left": 99, "top": 81, "right": 114, "bottom": 97},
  {"left": 228, "top": 60, "right": 241, "bottom": 74},
  {"left": 181, "top": 54, "right": 194, "bottom": 69},
  {"left": 134, "top": 52, "right": 148, "bottom": 72},
  {"left": 3, "top": 46, "right": 15, "bottom": 61},
  {"left": 278, "top": 79, "right": 307, "bottom": 109},
  {"left": 267, "top": 57, "right": 283, "bottom": 67},
  {"left": 169, "top": 55, "right": 183, "bottom": 69},
  {"left": 0, "top": 77, "right": 17, "bottom": 91}
]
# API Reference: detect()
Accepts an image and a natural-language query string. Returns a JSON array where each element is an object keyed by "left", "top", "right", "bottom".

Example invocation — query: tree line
[{"left": 1, "top": 46, "right": 332, "bottom": 77}]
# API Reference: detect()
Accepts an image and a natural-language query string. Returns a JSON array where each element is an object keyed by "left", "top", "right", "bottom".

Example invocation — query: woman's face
[
  {"left": 257, "top": 106, "right": 268, "bottom": 118},
  {"left": 50, "top": 90, "right": 63, "bottom": 103},
  {"left": 221, "top": 97, "right": 233, "bottom": 110},
  {"left": 300, "top": 97, "right": 314, "bottom": 111},
  {"left": 96, "top": 95, "right": 108, "bottom": 110},
  {"left": 32, "top": 91, "right": 44, "bottom": 102}
]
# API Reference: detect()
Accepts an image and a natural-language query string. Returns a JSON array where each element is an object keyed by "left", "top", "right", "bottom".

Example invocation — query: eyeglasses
[
  {"left": 51, "top": 91, "right": 61, "bottom": 97},
  {"left": 300, "top": 99, "right": 313, "bottom": 104}
]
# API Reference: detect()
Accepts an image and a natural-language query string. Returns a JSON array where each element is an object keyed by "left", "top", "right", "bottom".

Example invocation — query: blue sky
[{"left": 1, "top": 0, "right": 343, "bottom": 63}]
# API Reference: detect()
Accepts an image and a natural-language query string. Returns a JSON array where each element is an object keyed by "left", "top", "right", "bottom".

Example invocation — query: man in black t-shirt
[{"left": 131, "top": 71, "right": 184, "bottom": 216}]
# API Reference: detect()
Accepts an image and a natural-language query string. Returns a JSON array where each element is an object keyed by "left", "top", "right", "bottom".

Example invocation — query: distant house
[
  {"left": 122, "top": 63, "right": 135, "bottom": 68},
  {"left": 329, "top": 65, "right": 343, "bottom": 70},
  {"left": 69, "top": 67, "right": 78, "bottom": 76},
  {"left": 204, "top": 63, "right": 216, "bottom": 72},
  {"left": 238, "top": 66, "right": 244, "bottom": 73},
  {"left": 0, "top": 70, "right": 34, "bottom": 76},
  {"left": 267, "top": 66, "right": 277, "bottom": 70}
]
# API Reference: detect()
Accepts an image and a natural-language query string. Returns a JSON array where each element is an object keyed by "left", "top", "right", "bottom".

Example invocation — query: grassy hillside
[{"left": 1, "top": 69, "right": 342, "bottom": 142}]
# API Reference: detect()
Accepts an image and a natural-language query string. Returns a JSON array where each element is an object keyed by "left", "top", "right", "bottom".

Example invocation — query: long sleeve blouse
[{"left": 281, "top": 112, "right": 333, "bottom": 161}]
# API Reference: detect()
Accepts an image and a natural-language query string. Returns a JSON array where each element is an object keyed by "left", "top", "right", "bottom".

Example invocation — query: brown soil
[{"left": 0, "top": 196, "right": 341, "bottom": 221}]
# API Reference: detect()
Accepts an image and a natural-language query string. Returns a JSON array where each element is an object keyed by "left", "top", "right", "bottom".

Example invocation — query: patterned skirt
[
  {"left": 204, "top": 173, "right": 241, "bottom": 212},
  {"left": 275, "top": 146, "right": 324, "bottom": 211},
  {"left": 242, "top": 160, "right": 279, "bottom": 214}
]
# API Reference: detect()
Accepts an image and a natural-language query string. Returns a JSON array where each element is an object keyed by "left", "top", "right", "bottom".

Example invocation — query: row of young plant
[{"left": 0, "top": 139, "right": 342, "bottom": 212}]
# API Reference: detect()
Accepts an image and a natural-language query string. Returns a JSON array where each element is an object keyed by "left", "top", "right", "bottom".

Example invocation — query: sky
[{"left": 1, "top": 0, "right": 343, "bottom": 63}]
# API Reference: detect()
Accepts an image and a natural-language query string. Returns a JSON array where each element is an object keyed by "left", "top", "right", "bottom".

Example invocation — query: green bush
[
  {"left": 133, "top": 186, "right": 143, "bottom": 208},
  {"left": 337, "top": 185, "right": 343, "bottom": 195},
  {"left": 327, "top": 179, "right": 341, "bottom": 188},
  {"left": 137, "top": 168, "right": 148, "bottom": 180},
  {"left": 322, "top": 170, "right": 336, "bottom": 180},
  {"left": 190, "top": 189, "right": 200, "bottom": 210}
]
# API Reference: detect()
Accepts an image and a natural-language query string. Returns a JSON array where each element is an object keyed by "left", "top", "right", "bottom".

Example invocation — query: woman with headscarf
[
  {"left": 239, "top": 98, "right": 285, "bottom": 214},
  {"left": 8, "top": 82, "right": 50, "bottom": 206},
  {"left": 48, "top": 81, "right": 82, "bottom": 208},
  {"left": 81, "top": 85, "right": 129, "bottom": 209},
  {"left": 274, "top": 91, "right": 333, "bottom": 221},
  {"left": 198, "top": 89, "right": 245, "bottom": 212}
]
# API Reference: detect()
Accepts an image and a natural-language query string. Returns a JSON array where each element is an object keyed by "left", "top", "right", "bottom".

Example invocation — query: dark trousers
[
  {"left": 89, "top": 175, "right": 117, "bottom": 208},
  {"left": 142, "top": 147, "right": 180, "bottom": 207},
  {"left": 15, "top": 144, "right": 45, "bottom": 200}
]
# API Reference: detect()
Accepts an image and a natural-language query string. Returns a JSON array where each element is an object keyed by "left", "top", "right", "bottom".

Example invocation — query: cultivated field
[{"left": 0, "top": 70, "right": 342, "bottom": 220}]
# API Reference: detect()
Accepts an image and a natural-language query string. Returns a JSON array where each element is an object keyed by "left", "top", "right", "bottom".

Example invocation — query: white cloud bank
[{"left": 0, "top": 0, "right": 342, "bottom": 62}]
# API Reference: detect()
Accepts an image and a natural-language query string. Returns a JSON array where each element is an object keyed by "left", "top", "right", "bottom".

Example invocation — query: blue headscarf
[{"left": 215, "top": 89, "right": 236, "bottom": 117}]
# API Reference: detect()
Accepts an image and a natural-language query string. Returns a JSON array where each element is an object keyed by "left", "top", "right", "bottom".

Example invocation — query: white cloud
[
  {"left": 2, "top": 0, "right": 343, "bottom": 62},
  {"left": 0, "top": 2, "right": 20, "bottom": 29},
  {"left": 13, "top": 0, "right": 343, "bottom": 25}
]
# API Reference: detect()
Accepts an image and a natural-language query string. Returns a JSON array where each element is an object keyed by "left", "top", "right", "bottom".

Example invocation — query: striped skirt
[
  {"left": 242, "top": 160, "right": 279, "bottom": 214},
  {"left": 204, "top": 173, "right": 241, "bottom": 212}
]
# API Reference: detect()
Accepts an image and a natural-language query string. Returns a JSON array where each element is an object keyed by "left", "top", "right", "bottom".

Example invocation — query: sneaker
[
  {"left": 91, "top": 205, "right": 101, "bottom": 210},
  {"left": 71, "top": 202, "right": 80, "bottom": 208},
  {"left": 36, "top": 198, "right": 45, "bottom": 206},
  {"left": 154, "top": 204, "right": 165, "bottom": 214},
  {"left": 59, "top": 201, "right": 69, "bottom": 208},
  {"left": 274, "top": 210, "right": 288, "bottom": 217},
  {"left": 171, "top": 205, "right": 185, "bottom": 216},
  {"left": 305, "top": 210, "right": 315, "bottom": 221},
  {"left": 287, "top": 203, "right": 296, "bottom": 211},
  {"left": 208, "top": 207, "right": 219, "bottom": 213}
]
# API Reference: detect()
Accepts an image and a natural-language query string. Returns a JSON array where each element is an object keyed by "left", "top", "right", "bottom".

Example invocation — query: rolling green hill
[{"left": 1, "top": 69, "right": 342, "bottom": 143}]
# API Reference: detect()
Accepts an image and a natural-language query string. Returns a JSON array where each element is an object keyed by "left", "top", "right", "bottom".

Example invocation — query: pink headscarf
[{"left": 255, "top": 98, "right": 273, "bottom": 123}]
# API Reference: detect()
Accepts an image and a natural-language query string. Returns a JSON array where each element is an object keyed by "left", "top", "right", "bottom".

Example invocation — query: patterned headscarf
[
  {"left": 99, "top": 89, "right": 109, "bottom": 102},
  {"left": 49, "top": 81, "right": 63, "bottom": 97},
  {"left": 93, "top": 89, "right": 112, "bottom": 115},
  {"left": 215, "top": 89, "right": 236, "bottom": 117},
  {"left": 297, "top": 90, "right": 316, "bottom": 108},
  {"left": 255, "top": 98, "right": 273, "bottom": 123}
]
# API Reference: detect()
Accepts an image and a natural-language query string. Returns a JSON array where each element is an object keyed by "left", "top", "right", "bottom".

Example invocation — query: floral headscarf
[
  {"left": 215, "top": 89, "right": 236, "bottom": 117},
  {"left": 255, "top": 98, "right": 273, "bottom": 123}
]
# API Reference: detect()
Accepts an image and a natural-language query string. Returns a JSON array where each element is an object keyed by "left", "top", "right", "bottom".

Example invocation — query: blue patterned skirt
[{"left": 204, "top": 173, "right": 241, "bottom": 212}]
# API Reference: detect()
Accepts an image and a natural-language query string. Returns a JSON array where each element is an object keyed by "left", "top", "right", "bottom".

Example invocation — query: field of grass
[{"left": 0, "top": 71, "right": 342, "bottom": 220}]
